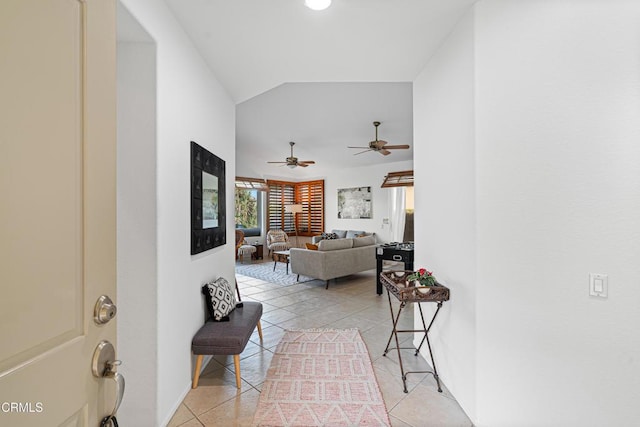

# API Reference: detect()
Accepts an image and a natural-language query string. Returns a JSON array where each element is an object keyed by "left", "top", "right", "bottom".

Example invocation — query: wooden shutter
[
  {"left": 381, "top": 170, "right": 413, "bottom": 188},
  {"left": 295, "top": 180, "right": 324, "bottom": 236},
  {"left": 267, "top": 179, "right": 324, "bottom": 236},
  {"left": 267, "top": 180, "right": 295, "bottom": 233}
]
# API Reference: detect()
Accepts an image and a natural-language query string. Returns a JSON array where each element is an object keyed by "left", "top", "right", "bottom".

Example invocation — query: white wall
[
  {"left": 118, "top": 1, "right": 236, "bottom": 425},
  {"left": 413, "top": 7, "right": 477, "bottom": 420},
  {"left": 475, "top": 1, "right": 640, "bottom": 425},
  {"left": 117, "top": 38, "right": 158, "bottom": 425},
  {"left": 324, "top": 160, "right": 413, "bottom": 243},
  {"left": 414, "top": 1, "right": 640, "bottom": 426}
]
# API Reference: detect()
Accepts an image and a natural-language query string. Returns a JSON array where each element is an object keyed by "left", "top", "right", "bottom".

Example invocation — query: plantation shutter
[
  {"left": 267, "top": 180, "right": 295, "bottom": 233},
  {"left": 295, "top": 180, "right": 324, "bottom": 236},
  {"left": 267, "top": 179, "right": 325, "bottom": 236}
]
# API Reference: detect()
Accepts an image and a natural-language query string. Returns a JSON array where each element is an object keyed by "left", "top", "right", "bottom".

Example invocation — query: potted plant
[{"left": 406, "top": 268, "right": 436, "bottom": 293}]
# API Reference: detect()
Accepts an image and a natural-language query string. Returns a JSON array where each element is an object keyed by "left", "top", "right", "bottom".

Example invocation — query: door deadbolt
[{"left": 94, "top": 295, "right": 117, "bottom": 324}]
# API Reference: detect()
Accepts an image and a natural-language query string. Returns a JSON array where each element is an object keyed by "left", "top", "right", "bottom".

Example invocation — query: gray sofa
[{"left": 290, "top": 235, "right": 377, "bottom": 289}]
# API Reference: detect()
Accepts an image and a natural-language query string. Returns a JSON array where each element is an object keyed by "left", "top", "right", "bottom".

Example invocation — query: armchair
[
  {"left": 266, "top": 229, "right": 292, "bottom": 255},
  {"left": 235, "top": 229, "right": 256, "bottom": 262}
]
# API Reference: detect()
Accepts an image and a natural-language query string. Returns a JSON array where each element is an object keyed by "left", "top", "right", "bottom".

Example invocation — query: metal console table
[{"left": 380, "top": 271, "right": 450, "bottom": 393}]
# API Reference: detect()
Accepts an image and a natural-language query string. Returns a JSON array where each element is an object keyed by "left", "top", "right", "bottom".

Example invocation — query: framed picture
[
  {"left": 338, "top": 186, "right": 372, "bottom": 219},
  {"left": 191, "top": 141, "right": 226, "bottom": 254}
]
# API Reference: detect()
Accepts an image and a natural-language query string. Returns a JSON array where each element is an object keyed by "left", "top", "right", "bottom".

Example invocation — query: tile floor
[{"left": 168, "top": 265, "right": 473, "bottom": 427}]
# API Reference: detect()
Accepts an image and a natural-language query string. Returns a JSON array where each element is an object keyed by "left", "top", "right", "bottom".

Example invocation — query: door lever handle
[
  {"left": 105, "top": 368, "right": 125, "bottom": 419},
  {"left": 92, "top": 341, "right": 125, "bottom": 420}
]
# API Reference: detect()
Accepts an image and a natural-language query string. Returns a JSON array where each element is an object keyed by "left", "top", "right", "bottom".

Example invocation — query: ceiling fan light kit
[
  {"left": 348, "top": 121, "right": 410, "bottom": 156},
  {"left": 267, "top": 141, "right": 315, "bottom": 169}
]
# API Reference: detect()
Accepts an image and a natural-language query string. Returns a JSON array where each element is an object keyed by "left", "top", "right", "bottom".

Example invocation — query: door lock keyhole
[{"left": 94, "top": 295, "right": 117, "bottom": 324}]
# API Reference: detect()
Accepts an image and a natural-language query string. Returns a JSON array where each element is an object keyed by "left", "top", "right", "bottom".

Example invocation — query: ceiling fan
[
  {"left": 267, "top": 141, "right": 315, "bottom": 168},
  {"left": 348, "top": 121, "right": 410, "bottom": 156}
]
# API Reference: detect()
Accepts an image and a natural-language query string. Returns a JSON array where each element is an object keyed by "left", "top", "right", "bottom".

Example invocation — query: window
[
  {"left": 235, "top": 178, "right": 265, "bottom": 237},
  {"left": 267, "top": 179, "right": 324, "bottom": 236},
  {"left": 236, "top": 176, "right": 267, "bottom": 191},
  {"left": 381, "top": 170, "right": 413, "bottom": 188}
]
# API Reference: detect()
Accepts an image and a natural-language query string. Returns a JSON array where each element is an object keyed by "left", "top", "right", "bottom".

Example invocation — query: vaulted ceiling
[{"left": 164, "top": 0, "right": 477, "bottom": 176}]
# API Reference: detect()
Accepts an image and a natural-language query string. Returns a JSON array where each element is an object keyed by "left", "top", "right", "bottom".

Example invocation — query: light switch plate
[{"left": 589, "top": 273, "right": 608, "bottom": 298}]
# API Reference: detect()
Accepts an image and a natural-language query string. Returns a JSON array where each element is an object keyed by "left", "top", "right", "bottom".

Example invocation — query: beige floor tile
[
  {"left": 373, "top": 354, "right": 428, "bottom": 392},
  {"left": 197, "top": 387, "right": 261, "bottom": 427},
  {"left": 361, "top": 327, "right": 413, "bottom": 364},
  {"left": 373, "top": 366, "right": 412, "bottom": 411},
  {"left": 176, "top": 418, "right": 204, "bottom": 427},
  {"left": 277, "top": 315, "right": 329, "bottom": 330},
  {"left": 261, "top": 294, "right": 300, "bottom": 308},
  {"left": 259, "top": 307, "right": 298, "bottom": 325},
  {"left": 249, "top": 324, "right": 284, "bottom": 349},
  {"left": 227, "top": 349, "right": 274, "bottom": 388},
  {"left": 183, "top": 366, "right": 247, "bottom": 415},
  {"left": 167, "top": 403, "right": 196, "bottom": 427},
  {"left": 389, "top": 382, "right": 472, "bottom": 427},
  {"left": 325, "top": 313, "right": 383, "bottom": 333},
  {"left": 282, "top": 299, "right": 326, "bottom": 315},
  {"left": 389, "top": 414, "right": 413, "bottom": 427}
]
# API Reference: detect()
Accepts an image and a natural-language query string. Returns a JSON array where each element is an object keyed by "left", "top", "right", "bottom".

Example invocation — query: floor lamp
[{"left": 285, "top": 204, "right": 304, "bottom": 248}]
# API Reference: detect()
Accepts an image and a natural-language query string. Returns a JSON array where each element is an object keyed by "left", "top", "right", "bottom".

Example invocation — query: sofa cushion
[
  {"left": 352, "top": 235, "right": 376, "bottom": 247},
  {"left": 331, "top": 229, "right": 347, "bottom": 238},
  {"left": 346, "top": 230, "right": 365, "bottom": 238},
  {"left": 318, "top": 238, "right": 353, "bottom": 251}
]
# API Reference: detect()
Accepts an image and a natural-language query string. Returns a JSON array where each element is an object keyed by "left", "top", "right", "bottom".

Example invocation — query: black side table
[
  {"left": 252, "top": 242, "right": 263, "bottom": 260},
  {"left": 380, "top": 271, "right": 450, "bottom": 393}
]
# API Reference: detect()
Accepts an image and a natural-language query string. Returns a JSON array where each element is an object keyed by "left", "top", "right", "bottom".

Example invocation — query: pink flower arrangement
[{"left": 407, "top": 268, "right": 437, "bottom": 287}]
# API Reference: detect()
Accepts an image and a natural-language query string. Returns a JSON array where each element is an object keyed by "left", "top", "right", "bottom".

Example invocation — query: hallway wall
[
  {"left": 118, "top": 1, "right": 235, "bottom": 425},
  {"left": 413, "top": 1, "right": 640, "bottom": 425}
]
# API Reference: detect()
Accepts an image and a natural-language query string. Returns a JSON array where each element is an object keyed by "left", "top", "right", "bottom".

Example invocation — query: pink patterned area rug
[{"left": 252, "top": 328, "right": 391, "bottom": 427}]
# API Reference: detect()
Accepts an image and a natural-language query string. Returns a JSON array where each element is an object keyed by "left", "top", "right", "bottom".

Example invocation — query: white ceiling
[
  {"left": 236, "top": 82, "right": 413, "bottom": 179},
  {"left": 162, "top": 0, "right": 476, "bottom": 177}
]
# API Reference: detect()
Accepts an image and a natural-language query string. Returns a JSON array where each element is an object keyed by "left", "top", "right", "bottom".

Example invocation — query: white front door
[{"left": 0, "top": 0, "right": 117, "bottom": 425}]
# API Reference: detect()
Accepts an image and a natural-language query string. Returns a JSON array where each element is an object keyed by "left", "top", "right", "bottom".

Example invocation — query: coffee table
[{"left": 272, "top": 250, "right": 290, "bottom": 274}]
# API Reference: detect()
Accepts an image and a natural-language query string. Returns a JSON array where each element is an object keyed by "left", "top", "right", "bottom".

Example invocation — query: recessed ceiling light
[{"left": 305, "top": 0, "right": 332, "bottom": 11}]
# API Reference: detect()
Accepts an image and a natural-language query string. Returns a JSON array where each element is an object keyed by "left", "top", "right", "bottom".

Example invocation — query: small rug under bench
[{"left": 252, "top": 328, "right": 391, "bottom": 427}]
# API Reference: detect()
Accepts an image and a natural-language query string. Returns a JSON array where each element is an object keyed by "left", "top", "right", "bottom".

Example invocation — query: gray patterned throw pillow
[
  {"left": 321, "top": 232, "right": 339, "bottom": 240},
  {"left": 202, "top": 277, "right": 237, "bottom": 321}
]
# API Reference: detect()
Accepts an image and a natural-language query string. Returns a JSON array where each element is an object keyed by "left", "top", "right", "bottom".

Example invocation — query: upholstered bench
[{"left": 192, "top": 300, "right": 263, "bottom": 389}]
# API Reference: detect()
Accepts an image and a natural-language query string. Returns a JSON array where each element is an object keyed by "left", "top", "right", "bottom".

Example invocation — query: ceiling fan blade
[
  {"left": 298, "top": 160, "right": 315, "bottom": 164},
  {"left": 353, "top": 149, "right": 372, "bottom": 156},
  {"left": 267, "top": 161, "right": 286, "bottom": 164},
  {"left": 380, "top": 149, "right": 391, "bottom": 156},
  {"left": 348, "top": 146, "right": 370, "bottom": 149},
  {"left": 384, "top": 145, "right": 410, "bottom": 150},
  {"left": 297, "top": 163, "right": 309, "bottom": 167}
]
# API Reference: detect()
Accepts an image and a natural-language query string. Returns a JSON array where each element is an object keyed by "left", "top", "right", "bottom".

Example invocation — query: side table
[
  {"left": 272, "top": 250, "right": 290, "bottom": 274},
  {"left": 252, "top": 243, "right": 263, "bottom": 260},
  {"left": 380, "top": 271, "right": 450, "bottom": 393}
]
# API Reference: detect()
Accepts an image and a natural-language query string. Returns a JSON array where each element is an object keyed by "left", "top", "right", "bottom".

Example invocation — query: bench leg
[
  {"left": 233, "top": 354, "right": 241, "bottom": 389},
  {"left": 257, "top": 320, "right": 263, "bottom": 341},
  {"left": 192, "top": 354, "right": 204, "bottom": 389}
]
